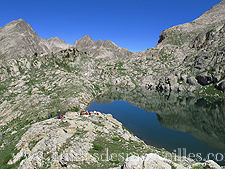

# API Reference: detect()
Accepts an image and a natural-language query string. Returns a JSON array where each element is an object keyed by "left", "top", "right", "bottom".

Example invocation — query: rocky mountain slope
[
  {"left": 0, "top": 19, "right": 71, "bottom": 59},
  {"left": 0, "top": 0, "right": 225, "bottom": 168},
  {"left": 139, "top": 0, "right": 225, "bottom": 95}
]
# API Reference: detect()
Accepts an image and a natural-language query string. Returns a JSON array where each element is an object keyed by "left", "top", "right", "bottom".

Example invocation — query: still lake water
[{"left": 87, "top": 88, "right": 225, "bottom": 165}]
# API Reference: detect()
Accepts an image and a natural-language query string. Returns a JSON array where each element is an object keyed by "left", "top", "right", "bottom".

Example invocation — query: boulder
[
  {"left": 192, "top": 160, "right": 221, "bottom": 169},
  {"left": 123, "top": 153, "right": 187, "bottom": 169},
  {"left": 187, "top": 77, "right": 198, "bottom": 85},
  {"left": 65, "top": 111, "right": 79, "bottom": 118},
  {"left": 123, "top": 155, "right": 143, "bottom": 169},
  {"left": 196, "top": 72, "right": 213, "bottom": 85},
  {"left": 165, "top": 75, "right": 177, "bottom": 90},
  {"left": 216, "top": 80, "right": 225, "bottom": 92},
  {"left": 204, "top": 160, "right": 221, "bottom": 169},
  {"left": 180, "top": 74, "right": 187, "bottom": 83},
  {"left": 143, "top": 154, "right": 173, "bottom": 169},
  {"left": 212, "top": 73, "right": 221, "bottom": 83}
]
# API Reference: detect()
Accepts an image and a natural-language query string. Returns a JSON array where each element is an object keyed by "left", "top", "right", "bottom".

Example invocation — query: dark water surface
[{"left": 87, "top": 88, "right": 225, "bottom": 165}]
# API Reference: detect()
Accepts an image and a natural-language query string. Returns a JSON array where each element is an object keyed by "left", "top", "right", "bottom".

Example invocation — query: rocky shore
[{"left": 2, "top": 111, "right": 222, "bottom": 169}]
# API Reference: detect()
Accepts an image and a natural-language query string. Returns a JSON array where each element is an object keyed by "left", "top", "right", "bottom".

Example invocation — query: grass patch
[
  {"left": 93, "top": 144, "right": 104, "bottom": 151},
  {"left": 112, "top": 137, "right": 120, "bottom": 141},
  {"left": 122, "top": 126, "right": 133, "bottom": 134},
  {"left": 87, "top": 136, "right": 153, "bottom": 168}
]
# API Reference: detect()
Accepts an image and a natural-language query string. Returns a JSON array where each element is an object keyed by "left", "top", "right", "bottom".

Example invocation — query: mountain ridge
[{"left": 0, "top": 18, "right": 130, "bottom": 60}]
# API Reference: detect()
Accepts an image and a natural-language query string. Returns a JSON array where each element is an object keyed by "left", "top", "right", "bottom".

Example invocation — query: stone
[
  {"left": 123, "top": 155, "right": 143, "bottom": 169},
  {"left": 122, "top": 153, "right": 188, "bottom": 169},
  {"left": 121, "top": 133, "right": 130, "bottom": 141},
  {"left": 8, "top": 148, "right": 24, "bottom": 165},
  {"left": 180, "top": 74, "right": 187, "bottom": 83},
  {"left": 196, "top": 72, "right": 213, "bottom": 85},
  {"left": 212, "top": 73, "right": 221, "bottom": 83},
  {"left": 11, "top": 131, "right": 17, "bottom": 135},
  {"left": 143, "top": 153, "right": 172, "bottom": 169},
  {"left": 65, "top": 111, "right": 79, "bottom": 118},
  {"left": 187, "top": 77, "right": 198, "bottom": 85},
  {"left": 83, "top": 123, "right": 94, "bottom": 132},
  {"left": 192, "top": 160, "right": 221, "bottom": 169},
  {"left": 204, "top": 160, "right": 221, "bottom": 169},
  {"left": 166, "top": 75, "right": 177, "bottom": 87},
  {"left": 216, "top": 80, "right": 225, "bottom": 92}
]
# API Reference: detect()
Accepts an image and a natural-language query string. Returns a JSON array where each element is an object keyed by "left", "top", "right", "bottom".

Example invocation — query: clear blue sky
[{"left": 0, "top": 0, "right": 223, "bottom": 52}]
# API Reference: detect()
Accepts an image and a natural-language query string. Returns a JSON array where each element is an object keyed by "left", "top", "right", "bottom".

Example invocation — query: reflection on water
[{"left": 87, "top": 87, "right": 225, "bottom": 165}]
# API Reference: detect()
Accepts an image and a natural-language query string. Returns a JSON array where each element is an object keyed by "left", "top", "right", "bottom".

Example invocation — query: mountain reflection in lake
[{"left": 87, "top": 87, "right": 225, "bottom": 165}]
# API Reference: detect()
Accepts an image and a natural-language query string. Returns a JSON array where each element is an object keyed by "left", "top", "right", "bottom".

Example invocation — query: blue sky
[{"left": 0, "top": 0, "right": 223, "bottom": 52}]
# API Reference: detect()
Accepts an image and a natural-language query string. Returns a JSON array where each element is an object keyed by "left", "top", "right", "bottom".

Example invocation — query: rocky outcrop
[
  {"left": 216, "top": 80, "right": 225, "bottom": 92},
  {"left": 137, "top": 0, "right": 225, "bottom": 94},
  {"left": 7, "top": 111, "right": 150, "bottom": 168},
  {"left": 122, "top": 153, "right": 221, "bottom": 169}
]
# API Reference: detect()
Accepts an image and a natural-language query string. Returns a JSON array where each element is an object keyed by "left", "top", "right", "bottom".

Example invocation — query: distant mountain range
[
  {"left": 1, "top": 0, "right": 225, "bottom": 94},
  {"left": 1, "top": 0, "right": 225, "bottom": 96},
  {"left": 0, "top": 19, "right": 131, "bottom": 60}
]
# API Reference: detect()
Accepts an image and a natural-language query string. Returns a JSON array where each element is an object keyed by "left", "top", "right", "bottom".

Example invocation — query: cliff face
[{"left": 139, "top": 0, "right": 225, "bottom": 95}]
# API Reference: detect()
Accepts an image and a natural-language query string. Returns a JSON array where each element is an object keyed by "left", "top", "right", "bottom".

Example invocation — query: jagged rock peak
[
  {"left": 1, "top": 18, "right": 35, "bottom": 35},
  {"left": 3, "top": 18, "right": 30, "bottom": 28},
  {"left": 97, "top": 39, "right": 118, "bottom": 48},
  {"left": 73, "top": 35, "right": 121, "bottom": 50},
  {"left": 73, "top": 34, "right": 96, "bottom": 49}
]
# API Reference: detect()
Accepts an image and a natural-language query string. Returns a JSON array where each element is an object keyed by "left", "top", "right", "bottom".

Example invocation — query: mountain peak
[
  {"left": 0, "top": 19, "right": 71, "bottom": 59},
  {"left": 3, "top": 18, "right": 31, "bottom": 32},
  {"left": 73, "top": 35, "right": 96, "bottom": 49}
]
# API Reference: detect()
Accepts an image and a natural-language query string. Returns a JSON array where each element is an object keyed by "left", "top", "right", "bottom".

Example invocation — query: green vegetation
[
  {"left": 194, "top": 83, "right": 225, "bottom": 98},
  {"left": 192, "top": 166, "right": 203, "bottom": 169},
  {"left": 112, "top": 137, "right": 120, "bottom": 141},
  {"left": 93, "top": 144, "right": 104, "bottom": 151},
  {"left": 88, "top": 136, "right": 152, "bottom": 168},
  {"left": 122, "top": 126, "right": 133, "bottom": 134}
]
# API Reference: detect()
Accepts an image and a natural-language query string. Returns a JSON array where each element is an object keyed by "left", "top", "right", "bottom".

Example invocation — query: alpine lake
[{"left": 87, "top": 87, "right": 225, "bottom": 166}]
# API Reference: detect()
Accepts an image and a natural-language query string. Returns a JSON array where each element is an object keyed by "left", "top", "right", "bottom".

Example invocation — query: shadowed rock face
[{"left": 93, "top": 87, "right": 225, "bottom": 152}]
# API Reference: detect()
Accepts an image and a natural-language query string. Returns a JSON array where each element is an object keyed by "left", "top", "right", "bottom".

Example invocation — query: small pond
[{"left": 87, "top": 87, "right": 225, "bottom": 165}]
